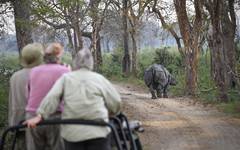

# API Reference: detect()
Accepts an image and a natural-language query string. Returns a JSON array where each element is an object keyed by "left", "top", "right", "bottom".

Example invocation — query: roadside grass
[{"left": 217, "top": 101, "right": 240, "bottom": 117}]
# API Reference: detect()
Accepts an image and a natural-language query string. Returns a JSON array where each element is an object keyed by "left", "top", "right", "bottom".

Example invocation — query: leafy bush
[
  {"left": 61, "top": 52, "right": 72, "bottom": 65},
  {"left": 137, "top": 48, "right": 156, "bottom": 79},
  {"left": 0, "top": 53, "right": 20, "bottom": 135},
  {"left": 153, "top": 47, "right": 183, "bottom": 73},
  {"left": 99, "top": 53, "right": 122, "bottom": 79}
]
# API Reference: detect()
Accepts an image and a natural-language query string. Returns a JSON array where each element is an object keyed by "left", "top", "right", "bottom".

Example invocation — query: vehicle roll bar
[{"left": 0, "top": 119, "right": 123, "bottom": 150}]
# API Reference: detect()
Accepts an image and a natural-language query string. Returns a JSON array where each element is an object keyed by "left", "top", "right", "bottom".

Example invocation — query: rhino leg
[
  {"left": 157, "top": 89, "right": 162, "bottom": 98},
  {"left": 163, "top": 93, "right": 168, "bottom": 98},
  {"left": 163, "top": 85, "right": 168, "bottom": 98},
  {"left": 149, "top": 85, "right": 157, "bottom": 99},
  {"left": 151, "top": 91, "right": 157, "bottom": 99}
]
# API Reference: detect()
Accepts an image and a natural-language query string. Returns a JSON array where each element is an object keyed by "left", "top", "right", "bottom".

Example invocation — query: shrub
[
  {"left": 0, "top": 52, "right": 20, "bottom": 135},
  {"left": 137, "top": 48, "right": 155, "bottom": 79},
  {"left": 99, "top": 53, "right": 122, "bottom": 79}
]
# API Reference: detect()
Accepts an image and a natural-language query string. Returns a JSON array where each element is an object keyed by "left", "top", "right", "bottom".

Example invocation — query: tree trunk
[
  {"left": 174, "top": 0, "right": 203, "bottom": 96},
  {"left": 131, "top": 29, "right": 138, "bottom": 75},
  {"left": 185, "top": 45, "right": 199, "bottom": 96},
  {"left": 89, "top": 0, "right": 103, "bottom": 71},
  {"left": 91, "top": 24, "right": 102, "bottom": 71},
  {"left": 13, "top": 0, "right": 33, "bottom": 53},
  {"left": 222, "top": 0, "right": 236, "bottom": 88},
  {"left": 212, "top": 30, "right": 228, "bottom": 101},
  {"left": 122, "top": 0, "right": 131, "bottom": 76},
  {"left": 66, "top": 28, "right": 74, "bottom": 56},
  {"left": 91, "top": 22, "right": 98, "bottom": 70},
  {"left": 206, "top": 0, "right": 229, "bottom": 102},
  {"left": 72, "top": 24, "right": 83, "bottom": 58},
  {"left": 96, "top": 33, "right": 102, "bottom": 67}
]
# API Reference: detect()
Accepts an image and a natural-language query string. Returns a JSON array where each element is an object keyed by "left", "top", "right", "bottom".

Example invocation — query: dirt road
[{"left": 115, "top": 83, "right": 240, "bottom": 150}]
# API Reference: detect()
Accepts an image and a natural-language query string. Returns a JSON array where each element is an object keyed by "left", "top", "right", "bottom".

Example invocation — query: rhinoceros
[{"left": 144, "top": 64, "right": 176, "bottom": 99}]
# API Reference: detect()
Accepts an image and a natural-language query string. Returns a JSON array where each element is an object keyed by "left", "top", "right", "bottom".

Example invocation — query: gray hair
[{"left": 73, "top": 48, "right": 94, "bottom": 70}]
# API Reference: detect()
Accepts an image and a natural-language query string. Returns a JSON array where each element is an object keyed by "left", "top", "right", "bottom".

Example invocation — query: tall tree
[
  {"left": 89, "top": 0, "right": 109, "bottom": 71},
  {"left": 150, "top": 0, "right": 184, "bottom": 59},
  {"left": 32, "top": 0, "right": 91, "bottom": 57},
  {"left": 174, "top": 0, "right": 204, "bottom": 96},
  {"left": 122, "top": 0, "right": 131, "bottom": 75},
  {"left": 13, "top": 0, "right": 33, "bottom": 53},
  {"left": 222, "top": 0, "right": 236, "bottom": 88},
  {"left": 205, "top": 0, "right": 237, "bottom": 102},
  {"left": 1, "top": 0, "right": 33, "bottom": 53},
  {"left": 127, "top": 0, "right": 151, "bottom": 75}
]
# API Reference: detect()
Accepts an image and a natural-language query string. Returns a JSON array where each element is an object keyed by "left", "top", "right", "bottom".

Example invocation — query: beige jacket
[
  {"left": 8, "top": 68, "right": 30, "bottom": 126},
  {"left": 37, "top": 68, "right": 122, "bottom": 142}
]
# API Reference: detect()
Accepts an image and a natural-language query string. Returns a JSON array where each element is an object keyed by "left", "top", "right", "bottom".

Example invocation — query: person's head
[
  {"left": 73, "top": 48, "right": 94, "bottom": 70},
  {"left": 21, "top": 43, "right": 44, "bottom": 68},
  {"left": 44, "top": 43, "right": 64, "bottom": 64}
]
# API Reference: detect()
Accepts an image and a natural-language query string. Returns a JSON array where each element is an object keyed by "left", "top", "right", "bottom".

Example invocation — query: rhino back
[
  {"left": 152, "top": 64, "right": 168, "bottom": 86},
  {"left": 144, "top": 68, "right": 153, "bottom": 87}
]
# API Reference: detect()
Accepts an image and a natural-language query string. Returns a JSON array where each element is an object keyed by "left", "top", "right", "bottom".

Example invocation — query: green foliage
[
  {"left": 153, "top": 46, "right": 183, "bottom": 74},
  {"left": 154, "top": 47, "right": 174, "bottom": 66},
  {"left": 99, "top": 53, "right": 122, "bottom": 79},
  {"left": 137, "top": 48, "right": 156, "bottom": 79},
  {"left": 0, "top": 53, "right": 20, "bottom": 135},
  {"left": 169, "top": 69, "right": 185, "bottom": 96},
  {"left": 218, "top": 101, "right": 240, "bottom": 116},
  {"left": 61, "top": 52, "right": 72, "bottom": 65}
]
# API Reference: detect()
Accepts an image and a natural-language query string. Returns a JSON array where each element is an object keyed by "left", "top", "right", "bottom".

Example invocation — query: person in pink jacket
[{"left": 26, "top": 43, "right": 70, "bottom": 150}]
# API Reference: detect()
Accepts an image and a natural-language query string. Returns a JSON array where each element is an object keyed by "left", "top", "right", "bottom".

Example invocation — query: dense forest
[
  {"left": 0, "top": 0, "right": 240, "bottom": 150},
  {"left": 1, "top": 0, "right": 240, "bottom": 141}
]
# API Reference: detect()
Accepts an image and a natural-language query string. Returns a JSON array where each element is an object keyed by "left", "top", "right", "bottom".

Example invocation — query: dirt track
[{"left": 115, "top": 83, "right": 240, "bottom": 150}]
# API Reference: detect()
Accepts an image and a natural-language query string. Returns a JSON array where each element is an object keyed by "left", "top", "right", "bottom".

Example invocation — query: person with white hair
[
  {"left": 25, "top": 42, "right": 70, "bottom": 150},
  {"left": 8, "top": 43, "right": 44, "bottom": 150},
  {"left": 24, "top": 48, "right": 122, "bottom": 150}
]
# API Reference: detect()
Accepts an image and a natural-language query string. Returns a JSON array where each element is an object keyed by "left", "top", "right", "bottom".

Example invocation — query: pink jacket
[{"left": 26, "top": 64, "right": 70, "bottom": 113}]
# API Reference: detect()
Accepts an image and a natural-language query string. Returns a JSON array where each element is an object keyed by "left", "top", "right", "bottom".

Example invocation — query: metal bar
[
  {"left": 119, "top": 113, "right": 137, "bottom": 150},
  {"left": 0, "top": 119, "right": 123, "bottom": 150},
  {"left": 111, "top": 117, "right": 130, "bottom": 150}
]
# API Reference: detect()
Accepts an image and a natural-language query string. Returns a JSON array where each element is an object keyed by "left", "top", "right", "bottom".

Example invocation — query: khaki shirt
[
  {"left": 8, "top": 68, "right": 30, "bottom": 126},
  {"left": 37, "top": 68, "right": 122, "bottom": 142}
]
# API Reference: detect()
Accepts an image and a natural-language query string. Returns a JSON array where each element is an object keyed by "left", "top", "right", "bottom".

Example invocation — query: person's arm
[
  {"left": 37, "top": 76, "right": 65, "bottom": 118},
  {"left": 101, "top": 77, "right": 122, "bottom": 115},
  {"left": 23, "top": 76, "right": 65, "bottom": 128},
  {"left": 24, "top": 114, "right": 42, "bottom": 128}
]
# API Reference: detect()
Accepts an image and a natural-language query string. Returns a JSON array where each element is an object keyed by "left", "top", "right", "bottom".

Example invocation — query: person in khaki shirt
[
  {"left": 24, "top": 48, "right": 122, "bottom": 150},
  {"left": 8, "top": 43, "right": 44, "bottom": 150}
]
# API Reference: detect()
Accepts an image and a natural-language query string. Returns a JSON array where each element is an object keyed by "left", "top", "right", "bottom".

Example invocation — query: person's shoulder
[
  {"left": 10, "top": 69, "right": 22, "bottom": 79},
  {"left": 91, "top": 71, "right": 110, "bottom": 81},
  {"left": 31, "top": 64, "right": 45, "bottom": 71},
  {"left": 55, "top": 64, "right": 71, "bottom": 72},
  {"left": 11, "top": 69, "right": 28, "bottom": 78},
  {"left": 10, "top": 69, "right": 30, "bottom": 82},
  {"left": 90, "top": 71, "right": 103, "bottom": 77}
]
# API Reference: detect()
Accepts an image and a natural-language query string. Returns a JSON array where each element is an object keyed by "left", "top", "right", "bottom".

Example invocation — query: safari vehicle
[{"left": 0, "top": 113, "right": 143, "bottom": 150}]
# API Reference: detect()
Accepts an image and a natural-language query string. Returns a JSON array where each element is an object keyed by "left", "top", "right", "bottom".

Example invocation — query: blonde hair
[
  {"left": 21, "top": 43, "right": 44, "bottom": 68},
  {"left": 73, "top": 48, "right": 94, "bottom": 70}
]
